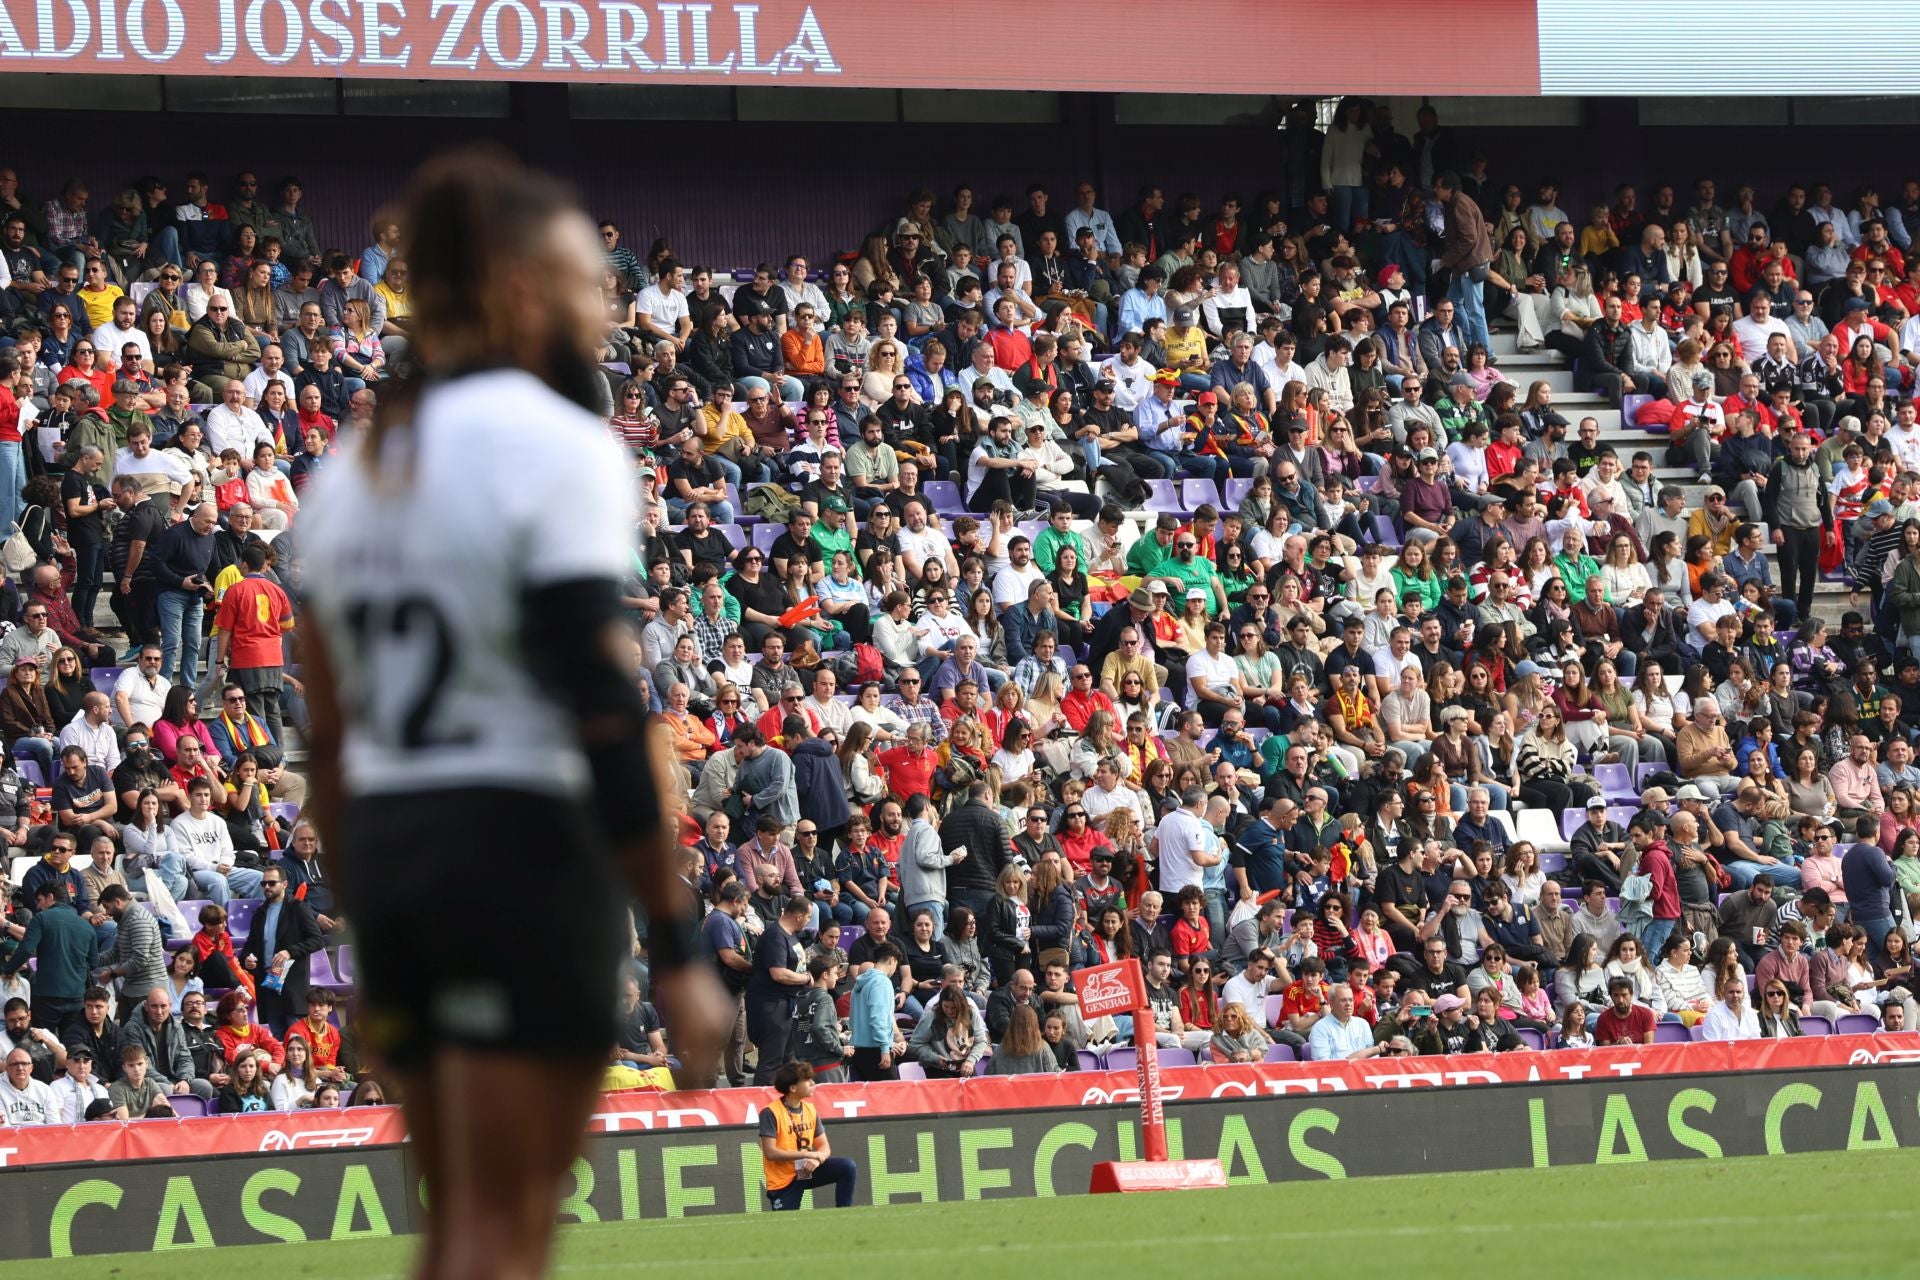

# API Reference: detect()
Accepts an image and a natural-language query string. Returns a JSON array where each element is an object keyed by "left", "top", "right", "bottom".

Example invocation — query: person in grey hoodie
[
  {"left": 897, "top": 794, "right": 967, "bottom": 936},
  {"left": 794, "top": 953, "right": 850, "bottom": 1083}
]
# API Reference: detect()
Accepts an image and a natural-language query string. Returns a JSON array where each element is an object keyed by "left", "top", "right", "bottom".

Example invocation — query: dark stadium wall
[
  {"left": 0, "top": 94, "right": 1904, "bottom": 272},
  {"left": 7, "top": 1064, "right": 1920, "bottom": 1258}
]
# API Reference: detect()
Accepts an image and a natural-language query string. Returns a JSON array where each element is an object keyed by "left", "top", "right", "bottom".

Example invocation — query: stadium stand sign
[
  {"left": 9, "top": 1061, "right": 1920, "bottom": 1257},
  {"left": 0, "top": 0, "right": 1540, "bottom": 90}
]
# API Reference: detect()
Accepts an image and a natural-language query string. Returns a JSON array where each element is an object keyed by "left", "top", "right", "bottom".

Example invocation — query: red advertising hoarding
[{"left": 1, "top": 1033, "right": 1910, "bottom": 1169}]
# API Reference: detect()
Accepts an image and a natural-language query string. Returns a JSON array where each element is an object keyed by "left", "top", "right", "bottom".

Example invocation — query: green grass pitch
[{"left": 5, "top": 1146, "right": 1909, "bottom": 1278}]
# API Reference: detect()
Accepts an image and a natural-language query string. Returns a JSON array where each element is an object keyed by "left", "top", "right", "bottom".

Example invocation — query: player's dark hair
[{"left": 367, "top": 145, "right": 593, "bottom": 480}]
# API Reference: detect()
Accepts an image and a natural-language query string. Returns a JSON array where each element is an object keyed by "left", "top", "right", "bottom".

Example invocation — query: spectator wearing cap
[
  {"left": 1398, "top": 447, "right": 1455, "bottom": 544},
  {"left": 1163, "top": 306, "right": 1210, "bottom": 392},
  {"left": 731, "top": 298, "right": 801, "bottom": 402}
]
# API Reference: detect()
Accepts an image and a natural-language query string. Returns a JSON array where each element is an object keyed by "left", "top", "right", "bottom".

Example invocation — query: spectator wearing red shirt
[
  {"left": 757, "top": 689, "right": 822, "bottom": 746},
  {"left": 1060, "top": 679, "right": 1118, "bottom": 735},
  {"left": 1279, "top": 957, "right": 1331, "bottom": 1040},
  {"left": 1630, "top": 817, "right": 1682, "bottom": 960},
  {"left": 212, "top": 544, "right": 294, "bottom": 741},
  {"left": 1168, "top": 885, "right": 1212, "bottom": 975},
  {"left": 1485, "top": 418, "right": 1523, "bottom": 479},
  {"left": 876, "top": 726, "right": 936, "bottom": 805},
  {"left": 284, "top": 989, "right": 348, "bottom": 1083},
  {"left": 1595, "top": 976, "right": 1656, "bottom": 1045}
]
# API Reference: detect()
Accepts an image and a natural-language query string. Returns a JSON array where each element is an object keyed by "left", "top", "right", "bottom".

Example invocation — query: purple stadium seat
[
  {"left": 1800, "top": 1015, "right": 1834, "bottom": 1036},
  {"left": 1653, "top": 1022, "right": 1691, "bottom": 1043},
  {"left": 1104, "top": 1046, "right": 1138, "bottom": 1073},
  {"left": 1353, "top": 475, "right": 1381, "bottom": 494},
  {"left": 1179, "top": 479, "right": 1222, "bottom": 512},
  {"left": 1836, "top": 1013, "right": 1881, "bottom": 1035},
  {"left": 1515, "top": 1027, "right": 1547, "bottom": 1051},
  {"left": 1621, "top": 393, "right": 1653, "bottom": 425},
  {"left": 717, "top": 524, "right": 746, "bottom": 550},
  {"left": 16, "top": 759, "right": 45, "bottom": 789},
  {"left": 1372, "top": 515, "right": 1399, "bottom": 547},
  {"left": 1264, "top": 993, "right": 1285, "bottom": 1029},
  {"left": 1223, "top": 477, "right": 1254, "bottom": 509},
  {"left": 894, "top": 1062, "right": 927, "bottom": 1081},
  {"left": 922, "top": 480, "right": 965, "bottom": 515},
  {"left": 1538, "top": 851, "right": 1569, "bottom": 876},
  {"left": 1076, "top": 1048, "right": 1105, "bottom": 1072},
  {"left": 224, "top": 899, "right": 262, "bottom": 940},
  {"left": 1157, "top": 1047, "right": 1197, "bottom": 1068},
  {"left": 751, "top": 523, "right": 781, "bottom": 555},
  {"left": 310, "top": 949, "right": 338, "bottom": 988},
  {"left": 166, "top": 1094, "right": 209, "bottom": 1118},
  {"left": 1560, "top": 810, "right": 1585, "bottom": 841},
  {"left": 1261, "top": 1043, "right": 1296, "bottom": 1063},
  {"left": 1143, "top": 479, "right": 1189, "bottom": 516},
  {"left": 1594, "top": 763, "right": 1636, "bottom": 803},
  {"left": 1635, "top": 764, "right": 1660, "bottom": 786}
]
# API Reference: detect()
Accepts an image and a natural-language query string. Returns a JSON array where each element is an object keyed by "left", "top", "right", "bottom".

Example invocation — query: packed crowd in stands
[{"left": 1, "top": 100, "right": 1920, "bottom": 1111}]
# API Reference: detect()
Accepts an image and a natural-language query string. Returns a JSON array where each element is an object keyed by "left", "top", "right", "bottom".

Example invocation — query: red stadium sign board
[
  {"left": 0, "top": 0, "right": 1541, "bottom": 91},
  {"left": 1, "top": 1034, "right": 1910, "bottom": 1169}
]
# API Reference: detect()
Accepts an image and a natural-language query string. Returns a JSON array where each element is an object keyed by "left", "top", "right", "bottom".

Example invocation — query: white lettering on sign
[{"left": 0, "top": 0, "right": 840, "bottom": 77}]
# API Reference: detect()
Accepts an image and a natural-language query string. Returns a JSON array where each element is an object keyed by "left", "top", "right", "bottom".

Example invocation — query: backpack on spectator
[
  {"left": 850, "top": 643, "right": 885, "bottom": 686},
  {"left": 744, "top": 484, "right": 802, "bottom": 523}
]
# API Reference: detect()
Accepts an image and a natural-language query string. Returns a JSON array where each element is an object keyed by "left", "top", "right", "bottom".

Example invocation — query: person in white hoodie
[
  {"left": 168, "top": 776, "right": 262, "bottom": 902},
  {"left": 1625, "top": 307, "right": 1672, "bottom": 394},
  {"left": 896, "top": 793, "right": 966, "bottom": 936}
]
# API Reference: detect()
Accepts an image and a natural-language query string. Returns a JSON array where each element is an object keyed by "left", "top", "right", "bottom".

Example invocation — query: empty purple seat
[
  {"left": 1223, "top": 477, "right": 1254, "bottom": 509},
  {"left": 1104, "top": 1046, "right": 1138, "bottom": 1073},
  {"left": 1594, "top": 763, "right": 1636, "bottom": 802},
  {"left": 894, "top": 1062, "right": 927, "bottom": 1081},
  {"left": 751, "top": 524, "right": 781, "bottom": 555},
  {"left": 1262, "top": 1042, "right": 1297, "bottom": 1063},
  {"left": 922, "top": 480, "right": 965, "bottom": 514},
  {"left": 1179, "top": 478, "right": 1222, "bottom": 512},
  {"left": 1372, "top": 515, "right": 1400, "bottom": 547},
  {"left": 224, "top": 899, "right": 263, "bottom": 940},
  {"left": 16, "top": 759, "right": 45, "bottom": 789},
  {"left": 1538, "top": 851, "right": 1569, "bottom": 876},
  {"left": 1143, "top": 479, "right": 1189, "bottom": 516},
  {"left": 1800, "top": 1015, "right": 1834, "bottom": 1036},
  {"left": 1515, "top": 1026, "right": 1548, "bottom": 1051},
  {"left": 1157, "top": 1047, "right": 1197, "bottom": 1068},
  {"left": 1076, "top": 1048, "right": 1105, "bottom": 1072},
  {"left": 165, "top": 1094, "right": 209, "bottom": 1118},
  {"left": 1560, "top": 810, "right": 1586, "bottom": 841},
  {"left": 1653, "top": 1022, "right": 1691, "bottom": 1043},
  {"left": 310, "top": 949, "right": 338, "bottom": 988},
  {"left": 1836, "top": 1013, "right": 1881, "bottom": 1035}
]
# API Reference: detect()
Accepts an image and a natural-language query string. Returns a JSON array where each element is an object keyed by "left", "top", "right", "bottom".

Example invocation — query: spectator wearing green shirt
[
  {"left": 1032, "top": 506, "right": 1087, "bottom": 575},
  {"left": 1153, "top": 531, "right": 1227, "bottom": 616},
  {"left": 810, "top": 495, "right": 857, "bottom": 570},
  {"left": 1125, "top": 512, "right": 1181, "bottom": 576}
]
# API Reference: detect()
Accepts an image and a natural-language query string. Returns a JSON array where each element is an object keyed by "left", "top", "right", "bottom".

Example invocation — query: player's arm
[{"left": 522, "top": 579, "right": 730, "bottom": 1057}]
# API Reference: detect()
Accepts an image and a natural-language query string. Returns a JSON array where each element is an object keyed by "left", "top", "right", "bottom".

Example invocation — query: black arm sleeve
[{"left": 521, "top": 577, "right": 663, "bottom": 850}]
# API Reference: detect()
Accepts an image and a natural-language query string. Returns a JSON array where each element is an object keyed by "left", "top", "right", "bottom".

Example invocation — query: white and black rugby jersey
[{"left": 301, "top": 369, "right": 636, "bottom": 798}]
